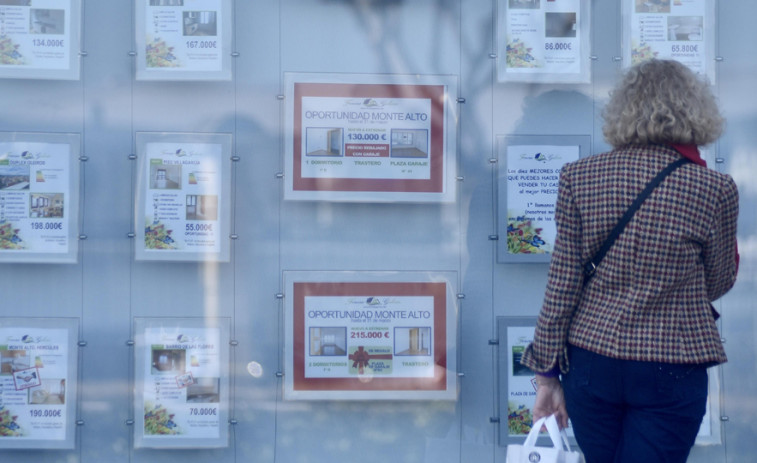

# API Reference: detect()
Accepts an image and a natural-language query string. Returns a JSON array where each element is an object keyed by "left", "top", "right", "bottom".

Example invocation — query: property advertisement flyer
[
  {"left": 504, "top": 144, "right": 579, "bottom": 256},
  {"left": 284, "top": 273, "right": 458, "bottom": 400},
  {"left": 624, "top": 0, "right": 714, "bottom": 80},
  {"left": 138, "top": 326, "right": 222, "bottom": 442},
  {"left": 0, "top": 323, "right": 74, "bottom": 447},
  {"left": 284, "top": 73, "right": 457, "bottom": 202},
  {"left": 0, "top": 135, "right": 79, "bottom": 264},
  {"left": 136, "top": 0, "right": 231, "bottom": 80},
  {"left": 498, "top": 0, "right": 590, "bottom": 83},
  {"left": 505, "top": 325, "right": 537, "bottom": 436},
  {"left": 0, "top": 0, "right": 80, "bottom": 79},
  {"left": 135, "top": 133, "right": 231, "bottom": 262}
]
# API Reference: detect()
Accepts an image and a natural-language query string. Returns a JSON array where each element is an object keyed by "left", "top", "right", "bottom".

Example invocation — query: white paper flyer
[
  {"left": 137, "top": 0, "right": 231, "bottom": 80},
  {"left": 498, "top": 0, "right": 590, "bottom": 83},
  {"left": 140, "top": 326, "right": 222, "bottom": 440},
  {"left": 505, "top": 144, "right": 579, "bottom": 255},
  {"left": 139, "top": 141, "right": 225, "bottom": 259},
  {"left": 0, "top": 327, "right": 70, "bottom": 442},
  {"left": 625, "top": 0, "right": 714, "bottom": 79},
  {"left": 0, "top": 0, "right": 79, "bottom": 79},
  {"left": 0, "top": 138, "right": 78, "bottom": 263}
]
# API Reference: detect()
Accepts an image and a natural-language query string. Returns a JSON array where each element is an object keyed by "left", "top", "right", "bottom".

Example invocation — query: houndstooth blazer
[{"left": 521, "top": 144, "right": 739, "bottom": 374}]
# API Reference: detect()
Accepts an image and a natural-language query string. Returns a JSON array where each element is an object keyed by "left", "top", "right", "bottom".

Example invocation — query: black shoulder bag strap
[{"left": 582, "top": 156, "right": 690, "bottom": 283}]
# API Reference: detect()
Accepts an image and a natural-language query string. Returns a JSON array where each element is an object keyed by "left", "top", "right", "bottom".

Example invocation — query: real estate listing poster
[
  {"left": 0, "top": 132, "right": 80, "bottom": 264},
  {"left": 135, "top": 132, "right": 231, "bottom": 262},
  {"left": 133, "top": 318, "right": 230, "bottom": 449},
  {"left": 623, "top": 0, "right": 715, "bottom": 81},
  {"left": 135, "top": 0, "right": 232, "bottom": 80},
  {"left": 0, "top": 318, "right": 78, "bottom": 449},
  {"left": 498, "top": 0, "right": 591, "bottom": 83},
  {"left": 0, "top": 0, "right": 81, "bottom": 80},
  {"left": 283, "top": 271, "right": 458, "bottom": 400},
  {"left": 496, "top": 135, "right": 587, "bottom": 263},
  {"left": 284, "top": 73, "right": 458, "bottom": 202}
]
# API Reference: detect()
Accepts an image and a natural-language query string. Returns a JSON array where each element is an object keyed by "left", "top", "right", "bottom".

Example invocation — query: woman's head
[{"left": 602, "top": 59, "right": 723, "bottom": 148}]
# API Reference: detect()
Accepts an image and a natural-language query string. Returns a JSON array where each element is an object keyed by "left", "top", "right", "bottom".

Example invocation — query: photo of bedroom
[
  {"left": 309, "top": 327, "right": 347, "bottom": 356},
  {"left": 306, "top": 127, "right": 343, "bottom": 157}
]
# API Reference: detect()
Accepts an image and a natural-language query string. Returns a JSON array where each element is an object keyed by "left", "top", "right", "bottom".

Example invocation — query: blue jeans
[{"left": 562, "top": 345, "right": 708, "bottom": 463}]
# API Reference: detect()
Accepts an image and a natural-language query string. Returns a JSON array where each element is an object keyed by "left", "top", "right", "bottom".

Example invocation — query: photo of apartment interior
[
  {"left": 667, "top": 16, "right": 703, "bottom": 41},
  {"left": 395, "top": 327, "right": 431, "bottom": 356},
  {"left": 30, "top": 193, "right": 64, "bottom": 218},
  {"left": 508, "top": 0, "right": 540, "bottom": 9},
  {"left": 186, "top": 377, "right": 220, "bottom": 403},
  {"left": 150, "top": 0, "right": 184, "bottom": 6},
  {"left": 151, "top": 348, "right": 186, "bottom": 374},
  {"left": 186, "top": 194, "right": 218, "bottom": 221},
  {"left": 305, "top": 127, "right": 343, "bottom": 157},
  {"left": 635, "top": 0, "right": 671, "bottom": 14},
  {"left": 545, "top": 12, "right": 577, "bottom": 38},
  {"left": 30, "top": 9, "right": 66, "bottom": 35},
  {"left": 183, "top": 11, "right": 217, "bottom": 36},
  {"left": 0, "top": 349, "right": 29, "bottom": 374},
  {"left": 29, "top": 379, "right": 66, "bottom": 405},
  {"left": 0, "top": 166, "right": 30, "bottom": 190},
  {"left": 150, "top": 163, "right": 182, "bottom": 189},
  {"left": 390, "top": 129, "right": 428, "bottom": 158},
  {"left": 309, "top": 327, "right": 347, "bottom": 356}
]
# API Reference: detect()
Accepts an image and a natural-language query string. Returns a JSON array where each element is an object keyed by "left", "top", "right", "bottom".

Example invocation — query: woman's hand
[{"left": 532, "top": 374, "right": 569, "bottom": 429}]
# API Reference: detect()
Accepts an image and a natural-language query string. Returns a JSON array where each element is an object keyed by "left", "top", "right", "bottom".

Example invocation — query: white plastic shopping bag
[{"left": 506, "top": 415, "right": 583, "bottom": 463}]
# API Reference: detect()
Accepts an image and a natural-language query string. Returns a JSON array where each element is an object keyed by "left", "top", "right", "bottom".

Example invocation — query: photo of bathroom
[
  {"left": 151, "top": 348, "right": 186, "bottom": 375},
  {"left": 183, "top": 11, "right": 217, "bottom": 36},
  {"left": 186, "top": 194, "right": 218, "bottom": 221},
  {"left": 30, "top": 192, "right": 64, "bottom": 218},
  {"left": 29, "top": 9, "right": 66, "bottom": 35},
  {"left": 309, "top": 327, "right": 347, "bottom": 356},
  {"left": 667, "top": 16, "right": 703, "bottom": 41},
  {"left": 635, "top": 0, "right": 671, "bottom": 14},
  {"left": 390, "top": 129, "right": 428, "bottom": 158},
  {"left": 150, "top": 161, "right": 182, "bottom": 189},
  {"left": 305, "top": 127, "right": 343, "bottom": 157},
  {"left": 394, "top": 327, "right": 431, "bottom": 356}
]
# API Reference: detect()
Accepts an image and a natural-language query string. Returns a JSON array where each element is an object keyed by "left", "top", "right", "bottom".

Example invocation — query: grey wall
[{"left": 1, "top": 0, "right": 755, "bottom": 462}]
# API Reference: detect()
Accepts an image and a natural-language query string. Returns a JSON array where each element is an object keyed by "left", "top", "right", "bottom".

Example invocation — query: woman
[{"left": 521, "top": 59, "right": 739, "bottom": 462}]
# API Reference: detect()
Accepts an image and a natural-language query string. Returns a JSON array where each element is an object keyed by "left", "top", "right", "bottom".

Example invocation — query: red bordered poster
[
  {"left": 283, "top": 272, "right": 458, "bottom": 400},
  {"left": 284, "top": 73, "right": 458, "bottom": 202}
]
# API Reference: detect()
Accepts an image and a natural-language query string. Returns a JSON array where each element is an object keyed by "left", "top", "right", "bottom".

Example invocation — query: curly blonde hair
[{"left": 602, "top": 59, "right": 724, "bottom": 148}]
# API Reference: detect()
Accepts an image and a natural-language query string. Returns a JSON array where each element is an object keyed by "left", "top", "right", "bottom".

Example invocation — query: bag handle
[
  {"left": 544, "top": 414, "right": 574, "bottom": 453},
  {"left": 524, "top": 415, "right": 573, "bottom": 452}
]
